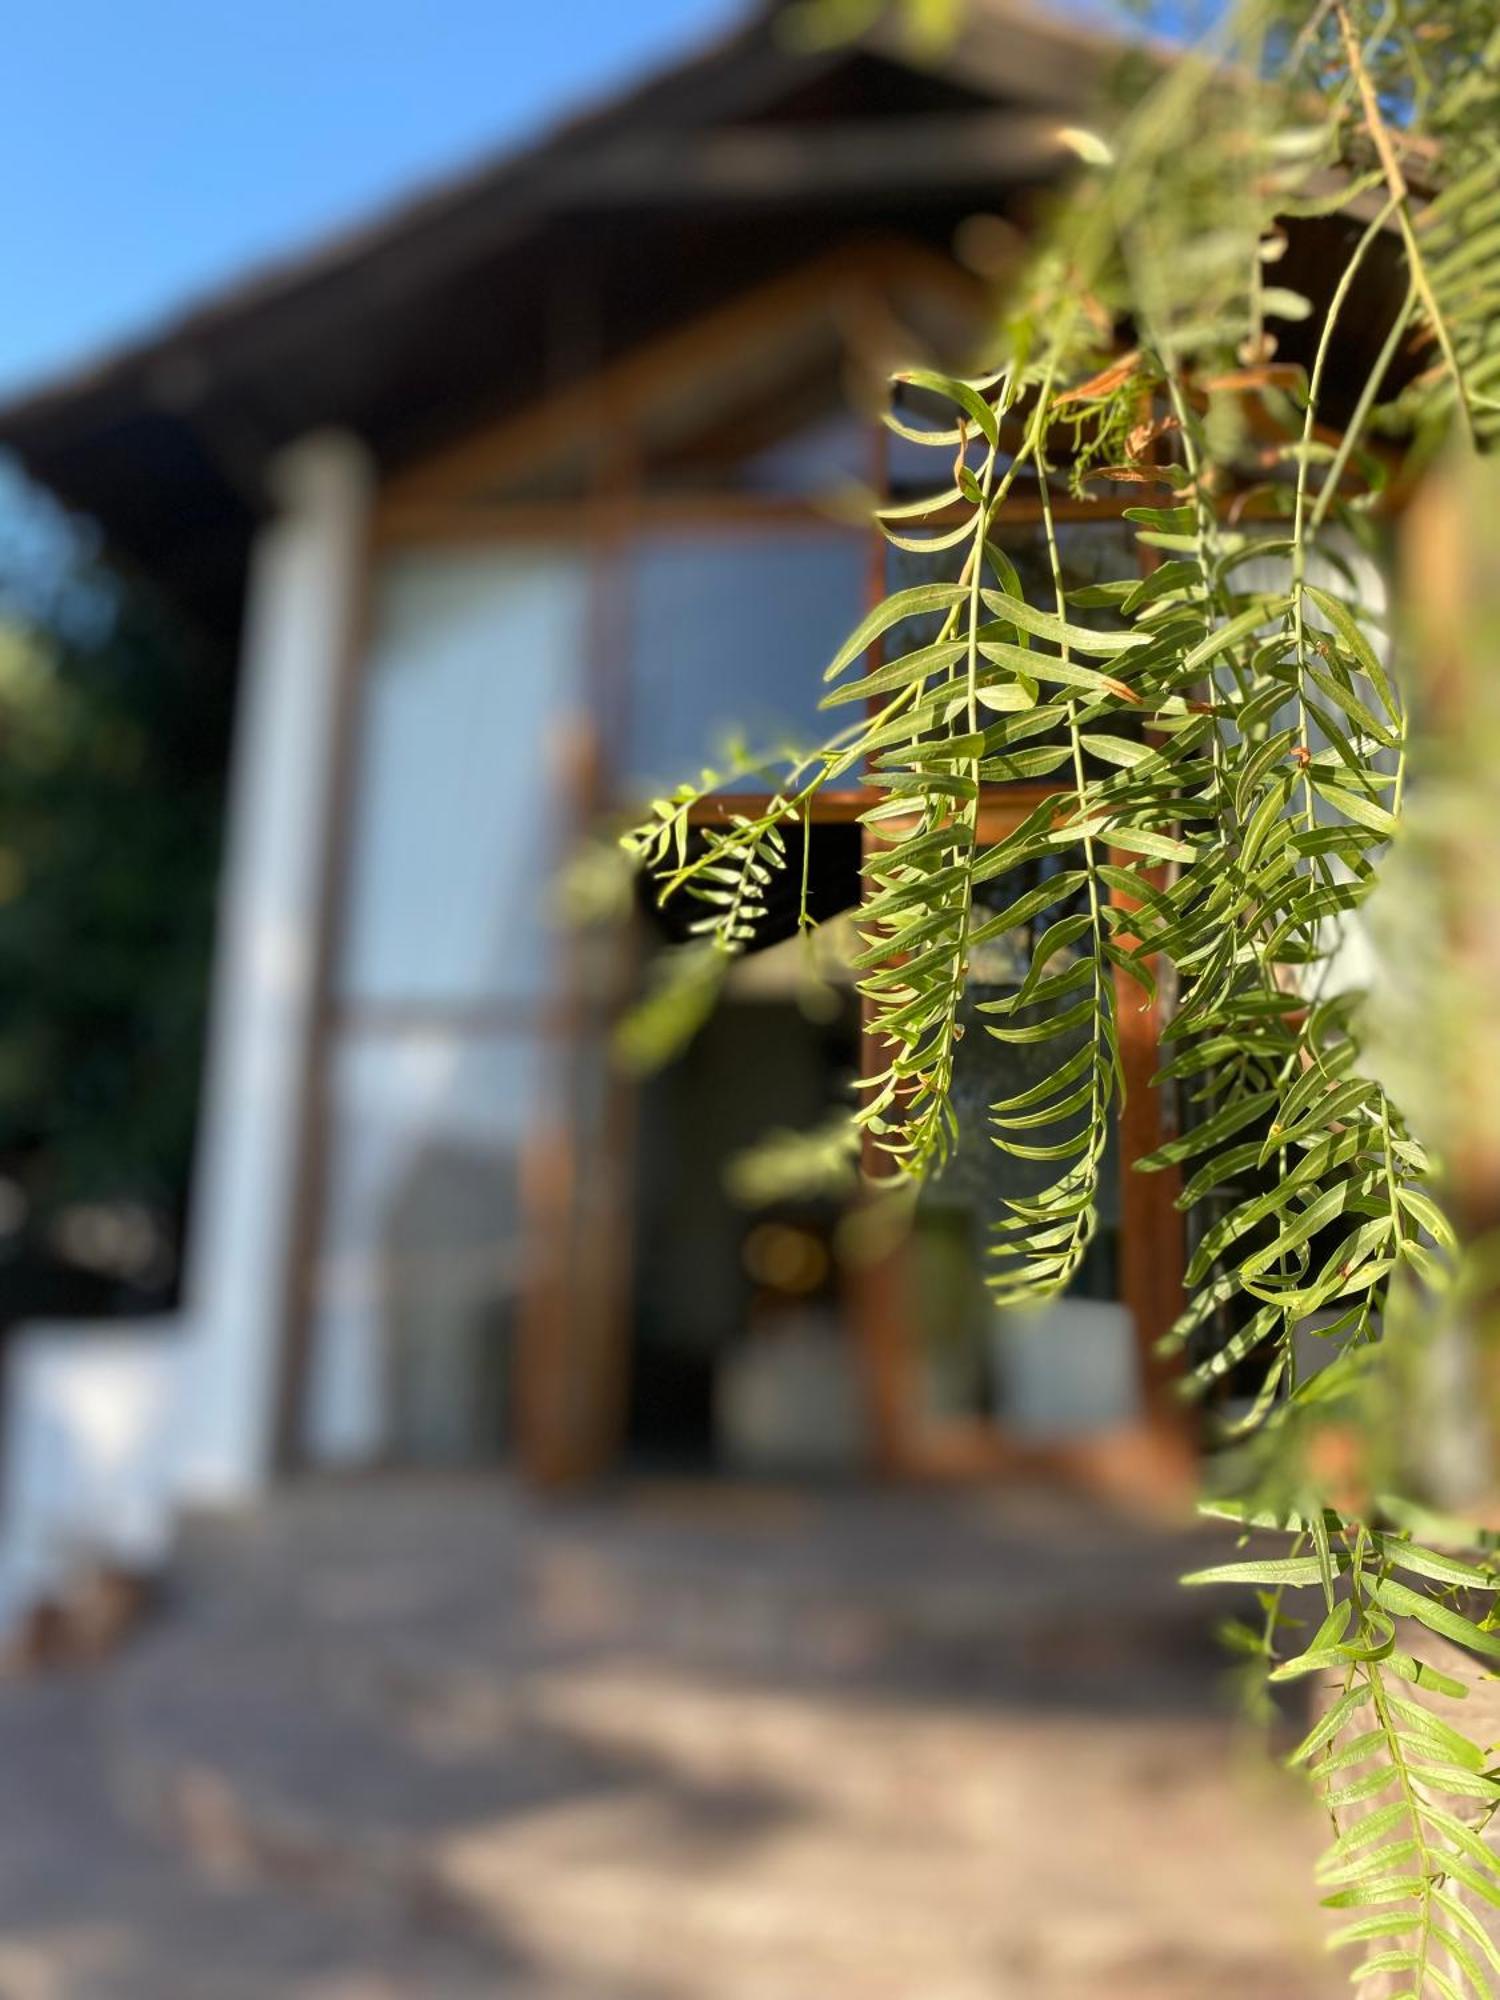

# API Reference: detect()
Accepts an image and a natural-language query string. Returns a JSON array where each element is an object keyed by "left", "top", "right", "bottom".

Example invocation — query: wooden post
[
  {"left": 1107, "top": 862, "right": 1193, "bottom": 1464},
  {"left": 515, "top": 420, "right": 641, "bottom": 1486}
]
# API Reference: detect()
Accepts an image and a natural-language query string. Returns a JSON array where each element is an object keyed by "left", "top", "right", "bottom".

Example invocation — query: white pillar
[{"left": 176, "top": 431, "right": 373, "bottom": 1504}]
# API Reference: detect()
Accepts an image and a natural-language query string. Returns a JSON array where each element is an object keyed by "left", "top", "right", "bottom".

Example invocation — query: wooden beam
[
  {"left": 537, "top": 113, "right": 1071, "bottom": 204},
  {"left": 373, "top": 488, "right": 1143, "bottom": 547},
  {"left": 374, "top": 495, "right": 875, "bottom": 545}
]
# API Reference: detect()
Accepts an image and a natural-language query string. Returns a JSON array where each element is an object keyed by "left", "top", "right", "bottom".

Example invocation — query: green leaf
[
  {"left": 1320, "top": 1874, "right": 1424, "bottom": 1909},
  {"left": 1181, "top": 597, "right": 1288, "bottom": 674},
  {"left": 1379, "top": 1539, "right": 1496, "bottom": 1593},
  {"left": 1252, "top": 1180, "right": 1361, "bottom": 1277},
  {"left": 1102, "top": 824, "right": 1198, "bottom": 863},
  {"left": 1327, "top": 1912, "right": 1417, "bottom": 1949},
  {"left": 1123, "top": 504, "right": 1198, "bottom": 532},
  {"left": 821, "top": 585, "right": 971, "bottom": 684},
  {"left": 1143, "top": 1088, "right": 1277, "bottom": 1170},
  {"left": 1418, "top": 1803, "right": 1500, "bottom": 1887},
  {"left": 1431, "top": 1897, "right": 1500, "bottom": 1991},
  {"left": 820, "top": 637, "right": 970, "bottom": 706},
  {"left": 1303, "top": 583, "right": 1399, "bottom": 721},
  {"left": 894, "top": 367, "right": 1000, "bottom": 445},
  {"left": 1317, "top": 1834, "right": 1419, "bottom": 1886},
  {"left": 1368, "top": 1575, "right": 1500, "bottom": 1662},
  {"left": 1397, "top": 1185, "right": 1459, "bottom": 1253},
  {"left": 1182, "top": 1555, "right": 1327, "bottom": 1588},
  {"left": 1349, "top": 1952, "right": 1420, "bottom": 1983},
  {"left": 1310, "top": 780, "right": 1397, "bottom": 838},
  {"left": 979, "top": 592, "right": 1148, "bottom": 656},
  {"left": 1319, "top": 1801, "right": 1408, "bottom": 1867}
]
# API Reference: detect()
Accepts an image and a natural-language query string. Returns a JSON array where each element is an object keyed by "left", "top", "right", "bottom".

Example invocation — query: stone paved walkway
[{"left": 0, "top": 1478, "right": 1346, "bottom": 1999}]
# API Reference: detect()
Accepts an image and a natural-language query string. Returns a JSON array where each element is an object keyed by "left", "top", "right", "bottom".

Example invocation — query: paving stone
[{"left": 0, "top": 1477, "right": 1346, "bottom": 1998}]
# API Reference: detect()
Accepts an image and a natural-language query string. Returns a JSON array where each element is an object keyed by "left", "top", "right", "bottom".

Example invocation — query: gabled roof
[{"left": 0, "top": 0, "right": 1113, "bottom": 634}]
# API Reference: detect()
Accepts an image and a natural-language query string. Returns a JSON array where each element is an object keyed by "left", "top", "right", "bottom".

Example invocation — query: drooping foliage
[{"left": 624, "top": 1, "right": 1500, "bottom": 1985}]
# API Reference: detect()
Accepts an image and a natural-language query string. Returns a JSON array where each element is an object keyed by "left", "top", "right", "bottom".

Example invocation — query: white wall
[
  {"left": 0, "top": 1324, "right": 180, "bottom": 1629},
  {"left": 175, "top": 431, "right": 374, "bottom": 1504}
]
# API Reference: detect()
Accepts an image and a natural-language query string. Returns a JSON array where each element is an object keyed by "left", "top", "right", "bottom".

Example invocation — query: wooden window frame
[{"left": 338, "top": 252, "right": 1191, "bottom": 1493}]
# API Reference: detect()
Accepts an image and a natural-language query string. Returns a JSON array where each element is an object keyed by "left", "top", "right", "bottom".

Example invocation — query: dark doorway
[{"left": 628, "top": 823, "right": 862, "bottom": 1469}]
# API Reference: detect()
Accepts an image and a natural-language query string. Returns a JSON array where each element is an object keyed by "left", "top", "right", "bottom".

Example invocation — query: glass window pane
[
  {"left": 305, "top": 1029, "right": 544, "bottom": 1464},
  {"left": 886, "top": 517, "right": 1138, "bottom": 630},
  {"left": 623, "top": 530, "right": 867, "bottom": 793},
  {"left": 340, "top": 549, "right": 588, "bottom": 1004}
]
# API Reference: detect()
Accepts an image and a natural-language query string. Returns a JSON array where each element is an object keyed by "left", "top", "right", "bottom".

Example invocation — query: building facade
[{"left": 8, "top": 3, "right": 1355, "bottom": 1564}]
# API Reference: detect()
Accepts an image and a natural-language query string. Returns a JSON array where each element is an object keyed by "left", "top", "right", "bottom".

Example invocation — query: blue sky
[{"left": 0, "top": 0, "right": 741, "bottom": 396}]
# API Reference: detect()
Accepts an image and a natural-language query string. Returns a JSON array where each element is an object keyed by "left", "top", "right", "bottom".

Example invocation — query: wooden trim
[
  {"left": 880, "top": 489, "right": 1153, "bottom": 529},
  {"left": 685, "top": 788, "right": 866, "bottom": 825},
  {"left": 1107, "top": 855, "right": 1192, "bottom": 1455},
  {"left": 681, "top": 783, "right": 1069, "bottom": 834},
  {"left": 514, "top": 725, "right": 642, "bottom": 1485},
  {"left": 380, "top": 238, "right": 982, "bottom": 513},
  {"left": 1114, "top": 425, "right": 1192, "bottom": 1467},
  {"left": 516, "top": 426, "right": 645, "bottom": 1486},
  {"left": 375, "top": 457, "right": 1410, "bottom": 551},
  {"left": 375, "top": 495, "right": 875, "bottom": 545},
  {"left": 374, "top": 488, "right": 1145, "bottom": 546}
]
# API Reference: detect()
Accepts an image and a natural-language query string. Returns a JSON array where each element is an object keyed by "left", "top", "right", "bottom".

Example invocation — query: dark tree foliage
[{"left": 0, "top": 477, "right": 231, "bottom": 1311}]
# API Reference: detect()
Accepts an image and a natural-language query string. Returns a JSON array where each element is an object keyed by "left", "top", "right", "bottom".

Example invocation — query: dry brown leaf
[{"left": 1054, "top": 349, "right": 1142, "bottom": 405}]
